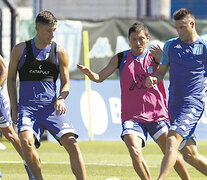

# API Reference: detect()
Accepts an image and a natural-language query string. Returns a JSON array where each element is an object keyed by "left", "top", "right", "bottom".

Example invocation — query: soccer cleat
[{"left": 23, "top": 161, "right": 35, "bottom": 180}]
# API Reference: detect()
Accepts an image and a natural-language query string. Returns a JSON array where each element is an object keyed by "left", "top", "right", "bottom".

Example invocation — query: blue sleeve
[
  {"left": 160, "top": 40, "right": 172, "bottom": 66},
  {"left": 200, "top": 37, "right": 207, "bottom": 58}
]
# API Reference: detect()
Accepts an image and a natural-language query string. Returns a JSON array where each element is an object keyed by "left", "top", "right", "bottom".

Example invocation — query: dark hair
[
  {"left": 128, "top": 22, "right": 149, "bottom": 37},
  {"left": 173, "top": 8, "right": 195, "bottom": 21},
  {"left": 35, "top": 11, "right": 57, "bottom": 25}
]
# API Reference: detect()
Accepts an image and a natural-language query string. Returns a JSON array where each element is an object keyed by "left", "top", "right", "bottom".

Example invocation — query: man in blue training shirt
[
  {"left": 146, "top": 8, "right": 207, "bottom": 179},
  {"left": 7, "top": 11, "right": 86, "bottom": 180}
]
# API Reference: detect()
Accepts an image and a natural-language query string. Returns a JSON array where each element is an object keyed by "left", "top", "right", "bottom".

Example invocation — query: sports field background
[{"left": 0, "top": 140, "right": 207, "bottom": 179}]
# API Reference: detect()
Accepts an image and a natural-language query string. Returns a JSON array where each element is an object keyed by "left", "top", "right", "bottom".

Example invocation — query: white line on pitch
[{"left": 0, "top": 160, "right": 133, "bottom": 167}]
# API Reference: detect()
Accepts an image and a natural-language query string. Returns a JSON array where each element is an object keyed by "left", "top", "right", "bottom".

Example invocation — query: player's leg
[
  {"left": 157, "top": 130, "right": 184, "bottom": 180},
  {"left": 124, "top": 134, "right": 151, "bottom": 180},
  {"left": 59, "top": 133, "right": 86, "bottom": 180},
  {"left": 1, "top": 125, "right": 22, "bottom": 156},
  {"left": 0, "top": 99, "right": 35, "bottom": 180},
  {"left": 121, "top": 120, "right": 151, "bottom": 180},
  {"left": 19, "top": 130, "right": 42, "bottom": 180},
  {"left": 1, "top": 125, "right": 35, "bottom": 179},
  {"left": 180, "top": 138, "right": 207, "bottom": 175},
  {"left": 45, "top": 108, "right": 86, "bottom": 180},
  {"left": 156, "top": 131, "right": 190, "bottom": 180}
]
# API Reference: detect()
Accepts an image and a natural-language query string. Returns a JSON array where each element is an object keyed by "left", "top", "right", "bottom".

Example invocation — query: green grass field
[{"left": 0, "top": 140, "right": 207, "bottom": 180}]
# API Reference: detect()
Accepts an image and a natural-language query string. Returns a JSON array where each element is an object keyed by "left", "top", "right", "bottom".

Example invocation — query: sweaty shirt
[
  {"left": 118, "top": 49, "right": 169, "bottom": 123},
  {"left": 18, "top": 39, "right": 59, "bottom": 106}
]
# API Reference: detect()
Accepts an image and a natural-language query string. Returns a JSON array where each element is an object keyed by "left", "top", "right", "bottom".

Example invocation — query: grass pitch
[{"left": 0, "top": 140, "right": 207, "bottom": 179}]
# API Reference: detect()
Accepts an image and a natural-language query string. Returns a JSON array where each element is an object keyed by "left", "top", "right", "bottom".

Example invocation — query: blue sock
[
  {"left": 0, "top": 171, "right": 2, "bottom": 177},
  {"left": 23, "top": 161, "right": 35, "bottom": 180}
]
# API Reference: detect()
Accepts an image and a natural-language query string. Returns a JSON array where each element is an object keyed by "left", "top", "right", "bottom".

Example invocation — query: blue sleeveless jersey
[
  {"left": 18, "top": 39, "right": 58, "bottom": 105},
  {"left": 161, "top": 37, "right": 207, "bottom": 122}
]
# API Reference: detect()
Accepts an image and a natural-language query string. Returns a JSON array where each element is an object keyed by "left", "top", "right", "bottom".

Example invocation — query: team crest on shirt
[
  {"left": 147, "top": 66, "right": 153, "bottom": 74},
  {"left": 193, "top": 44, "right": 203, "bottom": 55}
]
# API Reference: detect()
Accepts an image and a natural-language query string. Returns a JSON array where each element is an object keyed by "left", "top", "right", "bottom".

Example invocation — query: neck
[
  {"left": 131, "top": 49, "right": 145, "bottom": 57},
  {"left": 183, "top": 32, "right": 198, "bottom": 44},
  {"left": 34, "top": 37, "right": 50, "bottom": 49}
]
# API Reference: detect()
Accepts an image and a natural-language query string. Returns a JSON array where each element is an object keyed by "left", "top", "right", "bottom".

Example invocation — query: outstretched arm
[{"left": 77, "top": 54, "right": 119, "bottom": 82}]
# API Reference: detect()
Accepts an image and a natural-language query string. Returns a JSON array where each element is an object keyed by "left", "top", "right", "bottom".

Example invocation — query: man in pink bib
[{"left": 77, "top": 22, "right": 190, "bottom": 179}]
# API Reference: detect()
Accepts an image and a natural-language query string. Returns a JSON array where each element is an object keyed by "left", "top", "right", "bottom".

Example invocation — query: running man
[
  {"left": 146, "top": 8, "right": 207, "bottom": 179},
  {"left": 77, "top": 22, "right": 190, "bottom": 179}
]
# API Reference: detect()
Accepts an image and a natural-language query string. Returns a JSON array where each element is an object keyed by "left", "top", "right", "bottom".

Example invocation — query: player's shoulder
[
  {"left": 197, "top": 36, "right": 207, "bottom": 46},
  {"left": 165, "top": 37, "right": 179, "bottom": 46},
  {"left": 162, "top": 37, "right": 178, "bottom": 52},
  {"left": 12, "top": 42, "right": 26, "bottom": 55},
  {"left": 57, "top": 44, "right": 68, "bottom": 56},
  {"left": 14, "top": 42, "right": 25, "bottom": 50}
]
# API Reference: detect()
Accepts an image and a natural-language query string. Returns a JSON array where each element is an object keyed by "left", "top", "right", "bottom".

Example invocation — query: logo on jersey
[
  {"left": 174, "top": 44, "right": 182, "bottom": 49},
  {"left": 193, "top": 44, "right": 203, "bottom": 55},
  {"left": 129, "top": 74, "right": 146, "bottom": 90},
  {"left": 147, "top": 66, "right": 153, "bottom": 74},
  {"left": 29, "top": 65, "right": 50, "bottom": 75}
]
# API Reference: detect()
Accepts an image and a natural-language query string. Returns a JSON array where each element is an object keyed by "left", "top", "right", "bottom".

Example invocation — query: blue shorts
[
  {"left": 0, "top": 92, "right": 12, "bottom": 128},
  {"left": 18, "top": 104, "right": 78, "bottom": 148},
  {"left": 121, "top": 120, "right": 170, "bottom": 147},
  {"left": 169, "top": 104, "right": 203, "bottom": 140}
]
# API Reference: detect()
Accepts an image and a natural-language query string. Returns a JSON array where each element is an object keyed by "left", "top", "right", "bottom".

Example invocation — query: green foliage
[{"left": 0, "top": 140, "right": 207, "bottom": 179}]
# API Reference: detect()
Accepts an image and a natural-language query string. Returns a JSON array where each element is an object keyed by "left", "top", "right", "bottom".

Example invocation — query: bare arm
[
  {"left": 7, "top": 42, "right": 25, "bottom": 124},
  {"left": 77, "top": 54, "right": 119, "bottom": 82},
  {"left": 0, "top": 55, "right": 8, "bottom": 86},
  {"left": 54, "top": 45, "right": 70, "bottom": 115},
  {"left": 145, "top": 64, "right": 169, "bottom": 88}
]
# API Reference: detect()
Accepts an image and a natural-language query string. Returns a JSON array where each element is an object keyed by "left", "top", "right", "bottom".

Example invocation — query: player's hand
[
  {"left": 77, "top": 64, "right": 91, "bottom": 75},
  {"left": 55, "top": 98, "right": 66, "bottom": 115},
  {"left": 150, "top": 45, "right": 162, "bottom": 64},
  {"left": 145, "top": 76, "right": 158, "bottom": 88}
]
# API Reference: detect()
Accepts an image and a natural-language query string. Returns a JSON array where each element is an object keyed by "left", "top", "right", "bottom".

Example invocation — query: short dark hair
[
  {"left": 35, "top": 11, "right": 57, "bottom": 25},
  {"left": 128, "top": 22, "right": 149, "bottom": 37},
  {"left": 173, "top": 8, "right": 195, "bottom": 21}
]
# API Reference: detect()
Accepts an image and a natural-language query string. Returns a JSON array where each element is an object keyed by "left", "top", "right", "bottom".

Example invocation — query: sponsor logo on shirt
[
  {"left": 129, "top": 74, "right": 147, "bottom": 90},
  {"left": 174, "top": 44, "right": 182, "bottom": 49},
  {"left": 29, "top": 65, "right": 50, "bottom": 75}
]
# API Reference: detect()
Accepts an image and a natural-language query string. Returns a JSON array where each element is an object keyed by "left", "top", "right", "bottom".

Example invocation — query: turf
[{"left": 0, "top": 140, "right": 207, "bottom": 179}]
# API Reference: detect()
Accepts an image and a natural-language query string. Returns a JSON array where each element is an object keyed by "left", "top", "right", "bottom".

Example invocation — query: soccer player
[
  {"left": 146, "top": 8, "right": 207, "bottom": 179},
  {"left": 77, "top": 22, "right": 190, "bottom": 179},
  {"left": 7, "top": 11, "right": 86, "bottom": 180},
  {"left": 0, "top": 54, "right": 35, "bottom": 179}
]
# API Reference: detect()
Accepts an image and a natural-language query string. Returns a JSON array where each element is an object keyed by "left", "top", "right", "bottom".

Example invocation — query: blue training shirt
[
  {"left": 161, "top": 37, "right": 207, "bottom": 107},
  {"left": 18, "top": 39, "right": 59, "bottom": 106}
]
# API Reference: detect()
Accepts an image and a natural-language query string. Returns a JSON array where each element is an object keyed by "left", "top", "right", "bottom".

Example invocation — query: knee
[
  {"left": 166, "top": 136, "right": 180, "bottom": 152},
  {"left": 60, "top": 134, "right": 79, "bottom": 153},
  {"left": 182, "top": 151, "right": 197, "bottom": 163},
  {"left": 128, "top": 145, "right": 142, "bottom": 160},
  {"left": 4, "top": 132, "right": 16, "bottom": 143},
  {"left": 20, "top": 136, "right": 34, "bottom": 149}
]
